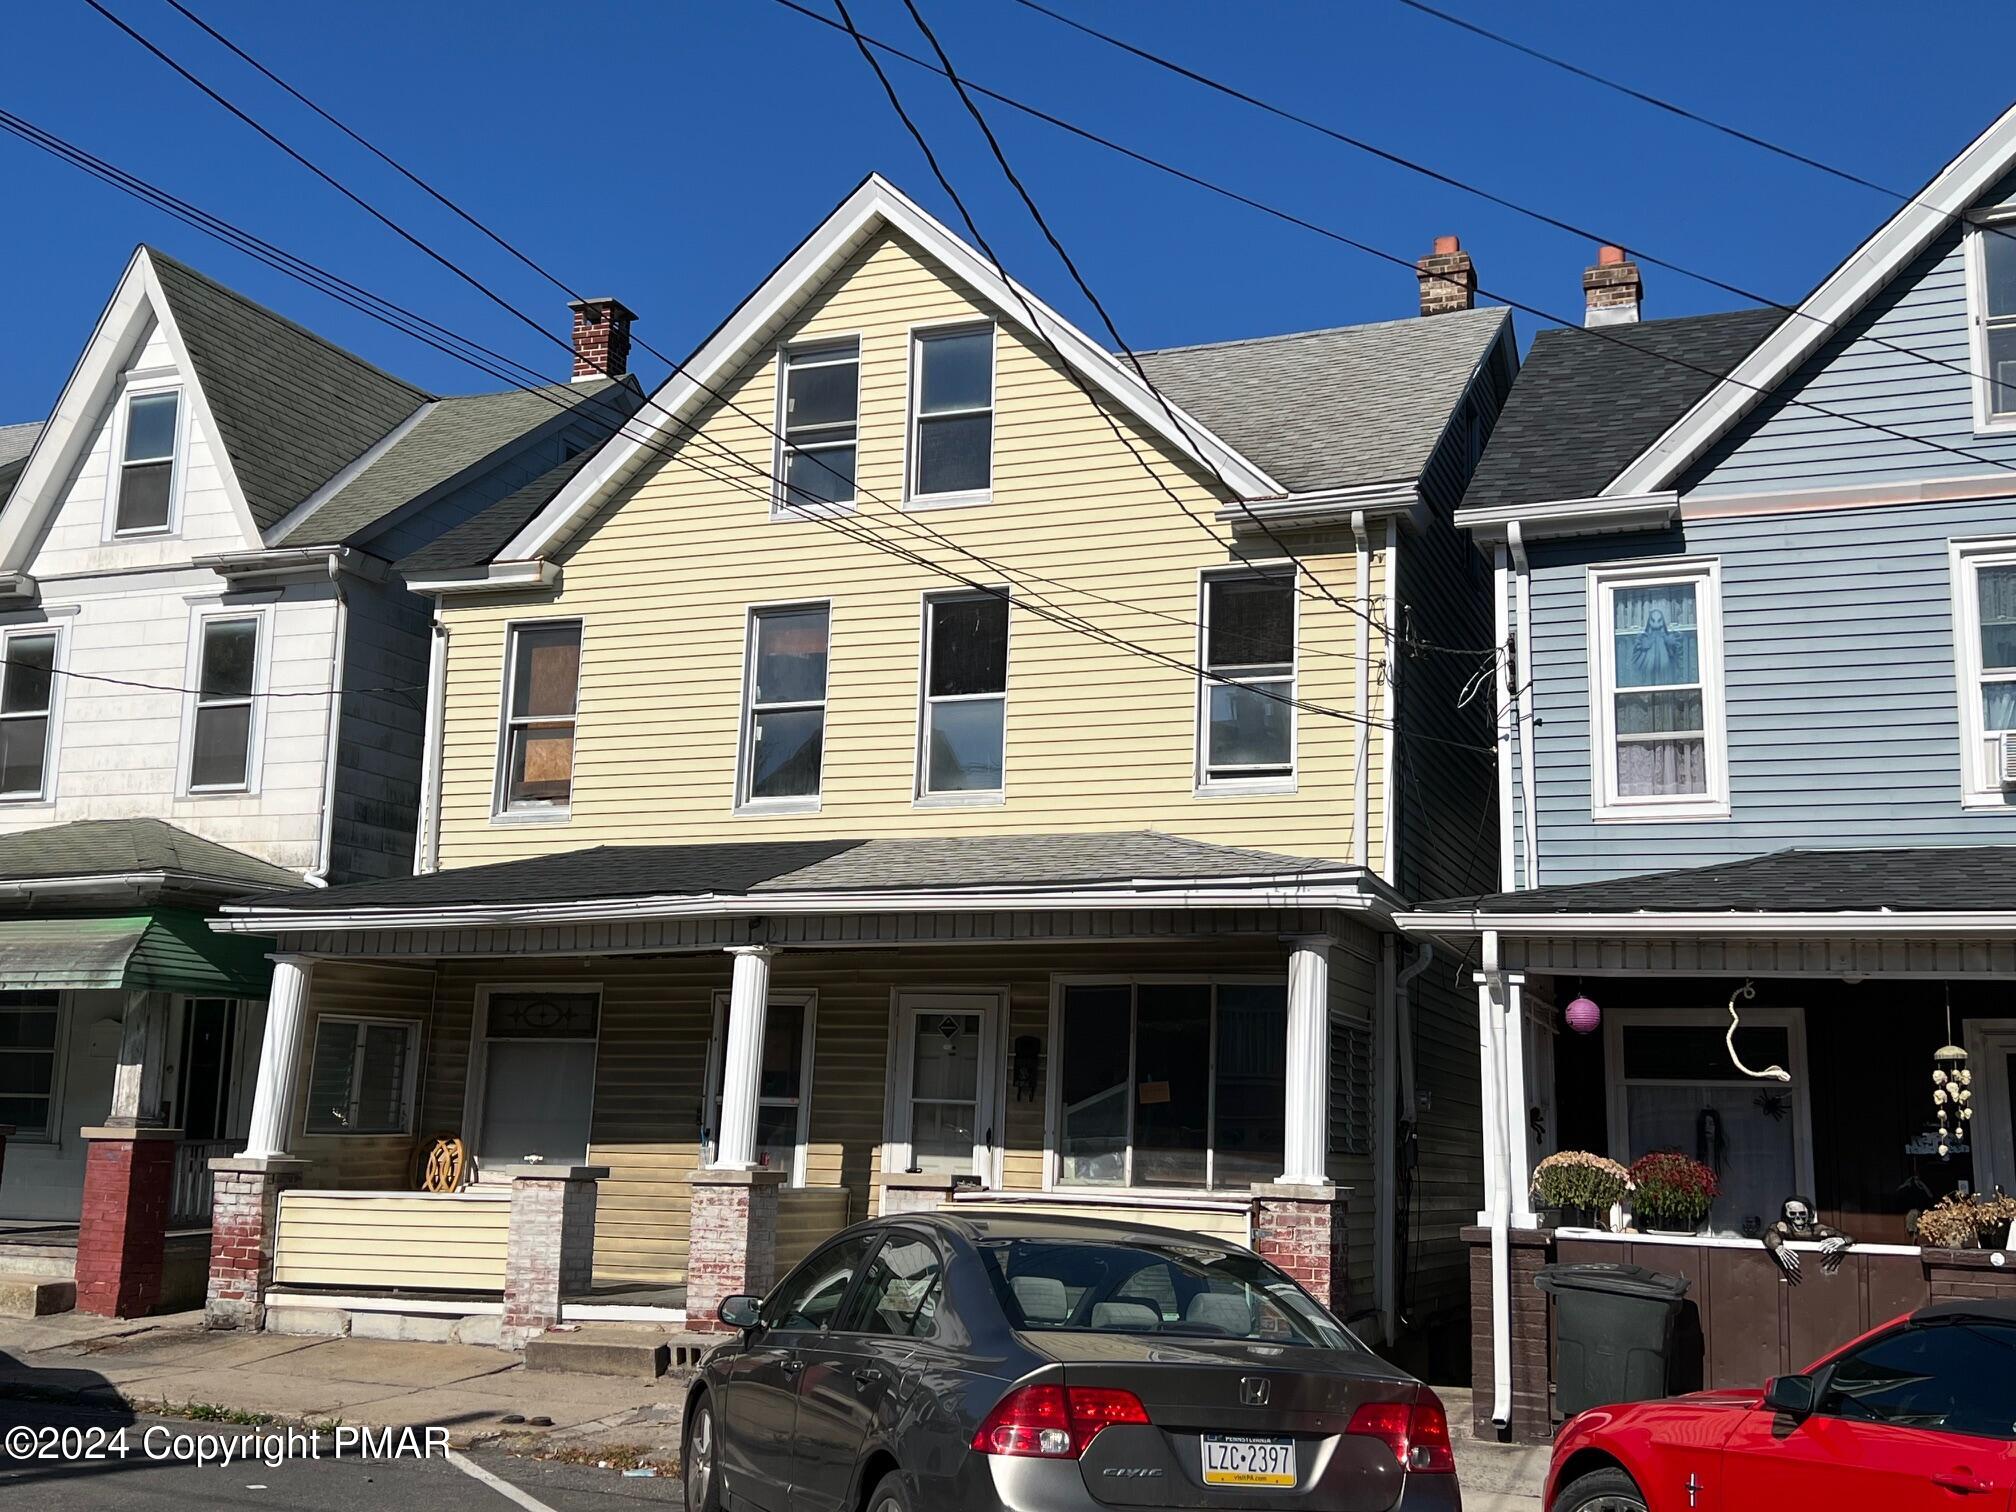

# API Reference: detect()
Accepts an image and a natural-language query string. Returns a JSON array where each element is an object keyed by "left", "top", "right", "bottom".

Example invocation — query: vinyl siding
[
  {"left": 431, "top": 229, "right": 1383, "bottom": 869},
  {"left": 287, "top": 959, "right": 439, "bottom": 1189}
]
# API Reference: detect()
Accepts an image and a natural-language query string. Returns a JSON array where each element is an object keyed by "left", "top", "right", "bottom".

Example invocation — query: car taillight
[
  {"left": 972, "top": 1384, "right": 1152, "bottom": 1459},
  {"left": 1347, "top": 1388, "right": 1455, "bottom": 1474}
]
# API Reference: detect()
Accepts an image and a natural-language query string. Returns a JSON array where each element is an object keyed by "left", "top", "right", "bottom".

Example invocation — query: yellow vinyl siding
[
  {"left": 434, "top": 229, "right": 1387, "bottom": 869},
  {"left": 271, "top": 1190, "right": 509, "bottom": 1290},
  {"left": 289, "top": 960, "right": 439, "bottom": 1189}
]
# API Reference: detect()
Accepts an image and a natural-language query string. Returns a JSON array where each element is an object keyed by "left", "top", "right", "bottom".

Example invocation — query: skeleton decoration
[
  {"left": 1763, "top": 1195, "right": 1852, "bottom": 1281},
  {"left": 1933, "top": 1042, "right": 1971, "bottom": 1160}
]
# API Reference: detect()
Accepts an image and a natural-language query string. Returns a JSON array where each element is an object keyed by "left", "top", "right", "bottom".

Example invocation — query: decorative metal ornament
[{"left": 1933, "top": 990, "right": 1970, "bottom": 1161}]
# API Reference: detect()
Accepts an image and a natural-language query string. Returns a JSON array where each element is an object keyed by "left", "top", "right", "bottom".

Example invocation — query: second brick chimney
[
  {"left": 1416, "top": 235, "right": 1476, "bottom": 316},
  {"left": 1582, "top": 246, "right": 1642, "bottom": 326},
  {"left": 569, "top": 296, "right": 637, "bottom": 380}
]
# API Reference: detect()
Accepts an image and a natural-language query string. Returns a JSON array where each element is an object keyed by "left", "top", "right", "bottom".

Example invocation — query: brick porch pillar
[
  {"left": 1464, "top": 1225, "right": 1555, "bottom": 1443},
  {"left": 1251, "top": 1182, "right": 1351, "bottom": 1313},
  {"left": 75, "top": 1127, "right": 180, "bottom": 1318},
  {"left": 686, "top": 1168, "right": 785, "bottom": 1332},
  {"left": 205, "top": 1155, "right": 307, "bottom": 1330},
  {"left": 501, "top": 1165, "right": 607, "bottom": 1349}
]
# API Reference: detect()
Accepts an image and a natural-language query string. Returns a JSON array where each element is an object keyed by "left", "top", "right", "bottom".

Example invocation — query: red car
[{"left": 1547, "top": 1300, "right": 2016, "bottom": 1511}]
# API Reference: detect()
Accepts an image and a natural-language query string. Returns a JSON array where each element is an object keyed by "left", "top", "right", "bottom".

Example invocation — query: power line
[{"left": 769, "top": 0, "right": 2016, "bottom": 482}]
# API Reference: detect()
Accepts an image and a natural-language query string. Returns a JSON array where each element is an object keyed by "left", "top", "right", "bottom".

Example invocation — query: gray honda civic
[{"left": 681, "top": 1210, "right": 1460, "bottom": 1512}]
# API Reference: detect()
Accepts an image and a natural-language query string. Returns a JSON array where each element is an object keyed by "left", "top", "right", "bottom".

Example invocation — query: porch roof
[
  {"left": 216, "top": 831, "right": 1379, "bottom": 930},
  {"left": 0, "top": 909, "right": 275, "bottom": 994},
  {"left": 1397, "top": 843, "right": 2016, "bottom": 938}
]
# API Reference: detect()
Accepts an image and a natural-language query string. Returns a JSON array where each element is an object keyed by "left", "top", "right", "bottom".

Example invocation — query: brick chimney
[
  {"left": 1416, "top": 235, "right": 1476, "bottom": 316},
  {"left": 568, "top": 297, "right": 636, "bottom": 380},
  {"left": 1583, "top": 246, "right": 1642, "bottom": 326}
]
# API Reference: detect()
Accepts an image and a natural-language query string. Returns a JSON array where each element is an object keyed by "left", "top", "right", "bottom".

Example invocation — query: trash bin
[{"left": 1535, "top": 1262, "right": 1691, "bottom": 1419}]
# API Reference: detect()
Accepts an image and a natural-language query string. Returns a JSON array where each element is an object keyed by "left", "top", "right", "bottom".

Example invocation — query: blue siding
[{"left": 1527, "top": 497, "right": 2016, "bottom": 885}]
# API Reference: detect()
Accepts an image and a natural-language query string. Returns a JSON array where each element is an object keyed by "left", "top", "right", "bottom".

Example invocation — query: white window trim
[
  {"left": 1962, "top": 1018, "right": 2016, "bottom": 1193},
  {"left": 1964, "top": 213, "right": 2016, "bottom": 436},
  {"left": 177, "top": 601, "right": 272, "bottom": 798},
  {"left": 704, "top": 988, "right": 817, "bottom": 1188},
  {"left": 0, "top": 620, "right": 67, "bottom": 806},
  {"left": 1194, "top": 563, "right": 1300, "bottom": 796},
  {"left": 904, "top": 319, "right": 997, "bottom": 509},
  {"left": 1602, "top": 1005, "right": 1816, "bottom": 1214},
  {"left": 102, "top": 373, "right": 188, "bottom": 541},
  {"left": 735, "top": 598, "right": 832, "bottom": 816},
  {"left": 299, "top": 1013, "right": 424, "bottom": 1139},
  {"left": 881, "top": 989, "right": 1007, "bottom": 1184},
  {"left": 1041, "top": 972, "right": 1290, "bottom": 1200},
  {"left": 914, "top": 588, "right": 1010, "bottom": 806},
  {"left": 490, "top": 617, "right": 584, "bottom": 823},
  {"left": 1586, "top": 557, "right": 1730, "bottom": 821},
  {"left": 0, "top": 990, "right": 69, "bottom": 1144},
  {"left": 460, "top": 982, "right": 604, "bottom": 1180},
  {"left": 772, "top": 336, "right": 862, "bottom": 521},
  {"left": 1948, "top": 536, "right": 2016, "bottom": 806}
]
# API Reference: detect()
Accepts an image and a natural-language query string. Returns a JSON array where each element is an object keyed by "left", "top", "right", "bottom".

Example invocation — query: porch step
[
  {"left": 0, "top": 1272, "right": 75, "bottom": 1317},
  {"left": 525, "top": 1324, "right": 699, "bottom": 1379}
]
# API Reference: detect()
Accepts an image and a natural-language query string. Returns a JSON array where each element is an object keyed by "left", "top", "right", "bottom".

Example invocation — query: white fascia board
[
  {"left": 1454, "top": 492, "right": 1679, "bottom": 545},
  {"left": 1216, "top": 481, "right": 1425, "bottom": 532},
  {"left": 1395, "top": 908, "right": 2016, "bottom": 939},
  {"left": 499, "top": 175, "right": 1282, "bottom": 565},
  {"left": 403, "top": 559, "right": 560, "bottom": 596},
  {"left": 1605, "top": 102, "right": 2016, "bottom": 499}
]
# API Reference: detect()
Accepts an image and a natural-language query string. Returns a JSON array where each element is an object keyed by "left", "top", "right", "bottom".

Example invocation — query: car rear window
[{"left": 977, "top": 1237, "right": 1361, "bottom": 1350}]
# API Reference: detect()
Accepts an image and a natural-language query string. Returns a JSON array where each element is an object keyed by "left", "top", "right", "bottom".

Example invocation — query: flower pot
[
  {"left": 1640, "top": 1214, "right": 1702, "bottom": 1237},
  {"left": 1981, "top": 1219, "right": 2011, "bottom": 1252},
  {"left": 1551, "top": 1203, "right": 1599, "bottom": 1230}
]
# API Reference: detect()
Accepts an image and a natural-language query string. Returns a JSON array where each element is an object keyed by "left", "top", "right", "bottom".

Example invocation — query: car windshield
[{"left": 978, "top": 1237, "right": 1361, "bottom": 1350}]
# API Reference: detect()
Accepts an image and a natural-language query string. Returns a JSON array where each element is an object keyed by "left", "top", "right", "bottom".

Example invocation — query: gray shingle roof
[
  {"left": 278, "top": 379, "right": 626, "bottom": 547},
  {"left": 395, "top": 450, "right": 596, "bottom": 574},
  {"left": 0, "top": 422, "right": 40, "bottom": 470},
  {"left": 0, "top": 817, "right": 302, "bottom": 890},
  {"left": 1413, "top": 844, "right": 2016, "bottom": 916},
  {"left": 1461, "top": 308, "right": 1783, "bottom": 512},
  {"left": 1135, "top": 306, "right": 1510, "bottom": 494},
  {"left": 244, "top": 831, "right": 1353, "bottom": 913},
  {"left": 147, "top": 250, "right": 429, "bottom": 531}
]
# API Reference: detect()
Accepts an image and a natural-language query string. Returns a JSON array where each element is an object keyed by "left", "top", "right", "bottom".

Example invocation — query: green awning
[{"left": 0, "top": 909, "right": 274, "bottom": 995}]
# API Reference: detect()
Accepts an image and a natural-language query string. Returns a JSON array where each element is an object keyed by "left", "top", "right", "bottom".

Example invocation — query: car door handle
[
  {"left": 779, "top": 1358, "right": 804, "bottom": 1377},
  {"left": 852, "top": 1366, "right": 884, "bottom": 1386},
  {"left": 1932, "top": 1468, "right": 1990, "bottom": 1495}
]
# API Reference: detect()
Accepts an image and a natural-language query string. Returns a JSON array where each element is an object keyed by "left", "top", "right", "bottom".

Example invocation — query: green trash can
[{"left": 1535, "top": 1262, "right": 1691, "bottom": 1419}]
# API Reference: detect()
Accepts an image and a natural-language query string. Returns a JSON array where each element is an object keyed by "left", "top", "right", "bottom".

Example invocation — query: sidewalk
[
  {"left": 0, "top": 1312, "right": 689, "bottom": 1469},
  {"left": 1437, "top": 1387, "right": 1550, "bottom": 1511}
]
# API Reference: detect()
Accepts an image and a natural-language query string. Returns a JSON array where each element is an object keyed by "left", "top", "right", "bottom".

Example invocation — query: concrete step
[
  {"left": 526, "top": 1324, "right": 673, "bottom": 1379},
  {"left": 0, "top": 1272, "right": 76, "bottom": 1317}
]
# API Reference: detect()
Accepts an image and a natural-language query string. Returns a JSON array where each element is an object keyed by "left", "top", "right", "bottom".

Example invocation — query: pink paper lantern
[{"left": 1565, "top": 995, "right": 1601, "bottom": 1035}]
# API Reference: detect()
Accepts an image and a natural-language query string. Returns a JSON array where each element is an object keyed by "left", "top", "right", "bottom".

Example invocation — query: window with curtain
[
  {"left": 1592, "top": 563, "right": 1726, "bottom": 816},
  {"left": 1976, "top": 562, "right": 2016, "bottom": 750},
  {"left": 1974, "top": 221, "right": 2016, "bottom": 421}
]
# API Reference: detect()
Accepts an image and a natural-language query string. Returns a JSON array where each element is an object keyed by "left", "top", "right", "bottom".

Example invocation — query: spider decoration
[{"left": 1754, "top": 1090, "right": 1790, "bottom": 1123}]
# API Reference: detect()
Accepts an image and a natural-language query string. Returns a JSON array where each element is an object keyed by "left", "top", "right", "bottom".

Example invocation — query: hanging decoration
[
  {"left": 1724, "top": 981, "right": 1790, "bottom": 1082},
  {"left": 1564, "top": 991, "right": 1601, "bottom": 1035},
  {"left": 1933, "top": 987, "right": 1971, "bottom": 1160}
]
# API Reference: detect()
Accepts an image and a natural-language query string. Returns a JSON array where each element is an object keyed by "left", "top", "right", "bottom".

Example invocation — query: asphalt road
[{"left": 0, "top": 1397, "right": 685, "bottom": 1512}]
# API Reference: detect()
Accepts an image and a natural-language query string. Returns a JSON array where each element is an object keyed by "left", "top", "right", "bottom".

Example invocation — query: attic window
[
  {"left": 115, "top": 390, "right": 179, "bottom": 534},
  {"left": 1970, "top": 219, "right": 2016, "bottom": 427}
]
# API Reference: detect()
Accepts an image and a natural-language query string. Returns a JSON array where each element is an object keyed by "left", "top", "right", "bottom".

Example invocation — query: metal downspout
[
  {"left": 414, "top": 604, "right": 449, "bottom": 875},
  {"left": 1507, "top": 523, "right": 1539, "bottom": 890},
  {"left": 1352, "top": 509, "right": 1371, "bottom": 869},
  {"left": 1491, "top": 546, "right": 1516, "bottom": 893},
  {"left": 1482, "top": 927, "right": 1514, "bottom": 1431},
  {"left": 304, "top": 561, "right": 349, "bottom": 888}
]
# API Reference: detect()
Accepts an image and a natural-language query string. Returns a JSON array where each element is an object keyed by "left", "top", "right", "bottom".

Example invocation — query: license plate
[{"left": 1201, "top": 1435, "right": 1297, "bottom": 1488}]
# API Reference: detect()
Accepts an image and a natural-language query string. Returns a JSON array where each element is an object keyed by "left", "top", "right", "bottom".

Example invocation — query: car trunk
[{"left": 1022, "top": 1335, "right": 1423, "bottom": 1510}]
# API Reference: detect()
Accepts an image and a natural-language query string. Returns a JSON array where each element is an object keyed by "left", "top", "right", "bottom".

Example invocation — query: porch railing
[{"left": 172, "top": 1139, "right": 235, "bottom": 1227}]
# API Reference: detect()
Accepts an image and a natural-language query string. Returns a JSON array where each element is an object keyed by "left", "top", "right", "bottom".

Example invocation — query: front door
[
  {"left": 174, "top": 998, "right": 237, "bottom": 1140},
  {"left": 890, "top": 993, "right": 1000, "bottom": 1183},
  {"left": 1966, "top": 1020, "right": 2016, "bottom": 1194}
]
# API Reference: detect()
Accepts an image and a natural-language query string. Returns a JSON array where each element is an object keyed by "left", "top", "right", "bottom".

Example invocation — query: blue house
[{"left": 1400, "top": 108, "right": 2016, "bottom": 1439}]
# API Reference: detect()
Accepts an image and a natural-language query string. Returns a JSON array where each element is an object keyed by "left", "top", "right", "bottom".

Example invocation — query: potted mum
[
  {"left": 1627, "top": 1151, "right": 1719, "bottom": 1235},
  {"left": 1915, "top": 1194, "right": 1984, "bottom": 1250},
  {"left": 1531, "top": 1151, "right": 1631, "bottom": 1230},
  {"left": 1977, "top": 1190, "right": 2016, "bottom": 1251}
]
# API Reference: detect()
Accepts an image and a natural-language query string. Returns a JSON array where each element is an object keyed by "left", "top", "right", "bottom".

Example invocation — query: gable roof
[
  {"left": 0, "top": 817, "right": 301, "bottom": 891},
  {"left": 492, "top": 175, "right": 1286, "bottom": 570},
  {"left": 1135, "top": 306, "right": 1510, "bottom": 495},
  {"left": 1599, "top": 102, "right": 2016, "bottom": 498},
  {"left": 1460, "top": 309, "right": 1782, "bottom": 513}
]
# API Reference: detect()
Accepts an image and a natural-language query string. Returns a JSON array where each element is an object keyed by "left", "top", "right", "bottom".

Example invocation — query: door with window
[
  {"left": 1965, "top": 1020, "right": 2016, "bottom": 1194},
  {"left": 705, "top": 992, "right": 814, "bottom": 1183},
  {"left": 468, "top": 987, "right": 601, "bottom": 1173},
  {"left": 889, "top": 993, "right": 999, "bottom": 1181}
]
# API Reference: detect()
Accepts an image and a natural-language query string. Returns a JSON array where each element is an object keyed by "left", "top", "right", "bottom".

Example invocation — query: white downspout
[
  {"left": 1380, "top": 517, "right": 1400, "bottom": 884},
  {"left": 1479, "top": 928, "right": 1514, "bottom": 1432},
  {"left": 414, "top": 602, "right": 449, "bottom": 875},
  {"left": 303, "top": 561, "right": 349, "bottom": 888},
  {"left": 1491, "top": 545, "right": 1516, "bottom": 893},
  {"left": 1352, "top": 509, "right": 1371, "bottom": 869},
  {"left": 1507, "top": 523, "right": 1540, "bottom": 891}
]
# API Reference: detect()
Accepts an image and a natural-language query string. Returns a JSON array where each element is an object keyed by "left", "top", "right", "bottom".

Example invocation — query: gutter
[
  {"left": 1457, "top": 490, "right": 1678, "bottom": 545},
  {"left": 0, "top": 870, "right": 299, "bottom": 906},
  {"left": 303, "top": 558, "right": 350, "bottom": 888},
  {"left": 193, "top": 545, "right": 389, "bottom": 588},
  {"left": 1215, "top": 480, "right": 1426, "bottom": 533},
  {"left": 403, "top": 558, "right": 560, "bottom": 596},
  {"left": 1394, "top": 908, "right": 2016, "bottom": 938}
]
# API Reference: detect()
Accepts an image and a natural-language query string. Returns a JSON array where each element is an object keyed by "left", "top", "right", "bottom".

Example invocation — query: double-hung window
[
  {"left": 919, "top": 592, "right": 1008, "bottom": 797},
  {"left": 303, "top": 1016, "right": 420, "bottom": 1135},
  {"left": 1968, "top": 217, "right": 2016, "bottom": 428},
  {"left": 497, "top": 622, "right": 582, "bottom": 814},
  {"left": 1950, "top": 539, "right": 2016, "bottom": 801},
  {"left": 188, "top": 615, "right": 260, "bottom": 792},
  {"left": 1588, "top": 560, "right": 1728, "bottom": 819},
  {"left": 0, "top": 991, "right": 60, "bottom": 1138},
  {"left": 910, "top": 325, "right": 994, "bottom": 501},
  {"left": 0, "top": 629, "right": 58, "bottom": 801},
  {"left": 1198, "top": 568, "right": 1296, "bottom": 788},
  {"left": 113, "top": 389, "right": 179, "bottom": 535},
  {"left": 777, "top": 340, "right": 858, "bottom": 513},
  {"left": 741, "top": 604, "right": 829, "bottom": 807}
]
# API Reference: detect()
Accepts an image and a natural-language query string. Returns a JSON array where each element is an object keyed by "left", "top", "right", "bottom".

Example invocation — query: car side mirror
[
  {"left": 1763, "top": 1374, "right": 1816, "bottom": 1418},
  {"left": 718, "top": 1294, "right": 762, "bottom": 1331}
]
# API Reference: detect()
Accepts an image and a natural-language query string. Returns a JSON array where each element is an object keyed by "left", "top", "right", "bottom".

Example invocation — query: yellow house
[{"left": 204, "top": 178, "right": 1513, "bottom": 1357}]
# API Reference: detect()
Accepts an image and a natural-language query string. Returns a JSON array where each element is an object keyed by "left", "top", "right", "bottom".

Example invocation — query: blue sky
[{"left": 3, "top": 0, "right": 2013, "bottom": 421}]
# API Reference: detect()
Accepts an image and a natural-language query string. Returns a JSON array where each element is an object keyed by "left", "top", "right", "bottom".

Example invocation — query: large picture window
[
  {"left": 0, "top": 628, "right": 58, "bottom": 801},
  {"left": 1053, "top": 980, "right": 1286, "bottom": 1193},
  {"left": 469, "top": 987, "right": 601, "bottom": 1171},
  {"left": 303, "top": 1016, "right": 419, "bottom": 1136},
  {"left": 188, "top": 614, "right": 260, "bottom": 793},
  {"left": 1588, "top": 560, "right": 1728, "bottom": 819},
  {"left": 777, "top": 340, "right": 859, "bottom": 513},
  {"left": 497, "top": 622, "right": 582, "bottom": 814},
  {"left": 919, "top": 592, "right": 1008, "bottom": 797},
  {"left": 706, "top": 992, "right": 815, "bottom": 1183},
  {"left": 740, "top": 604, "right": 830, "bottom": 807},
  {"left": 1199, "top": 568, "right": 1296, "bottom": 788},
  {"left": 0, "top": 991, "right": 60, "bottom": 1138}
]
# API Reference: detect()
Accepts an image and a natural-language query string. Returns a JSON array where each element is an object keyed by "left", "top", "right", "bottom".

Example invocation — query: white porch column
[
  {"left": 713, "top": 946, "right": 776, "bottom": 1171},
  {"left": 1474, "top": 968, "right": 1507, "bottom": 1227},
  {"left": 239, "top": 956, "right": 314, "bottom": 1161},
  {"left": 1504, "top": 973, "right": 1539, "bottom": 1228},
  {"left": 1279, "top": 934, "right": 1333, "bottom": 1187},
  {"left": 106, "top": 991, "right": 171, "bottom": 1128}
]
